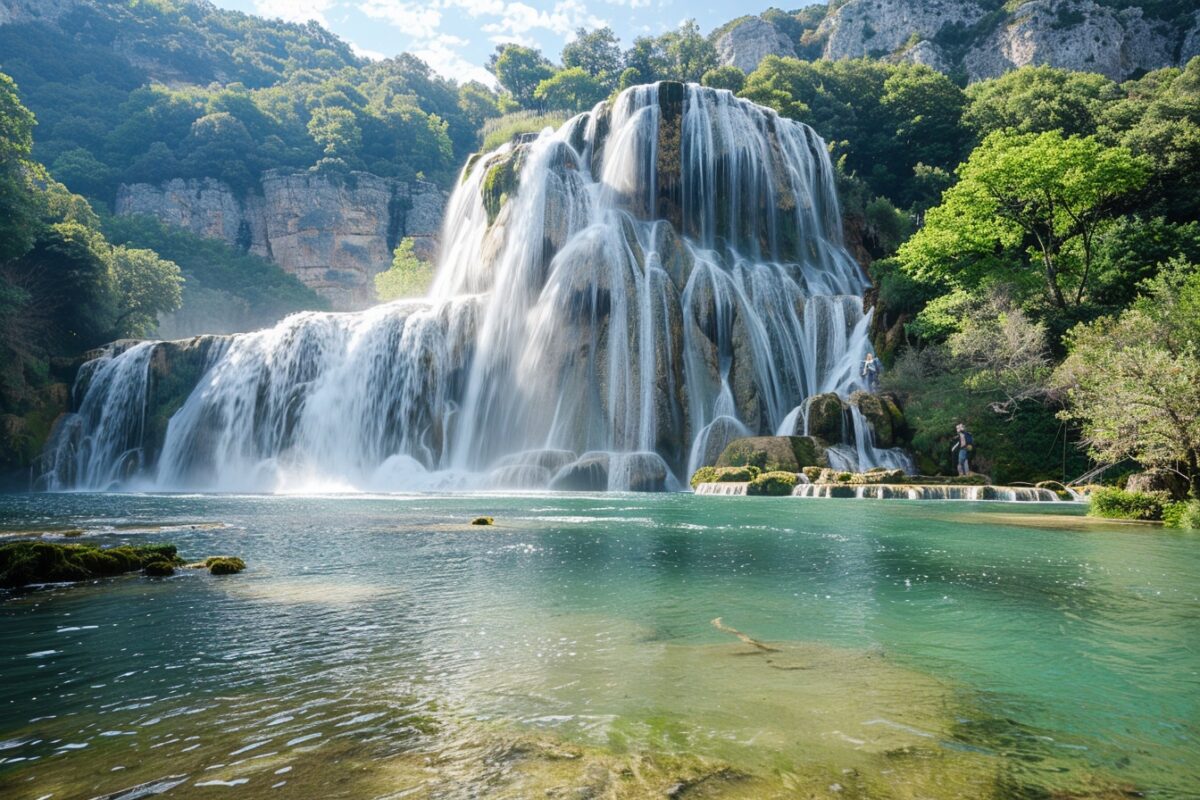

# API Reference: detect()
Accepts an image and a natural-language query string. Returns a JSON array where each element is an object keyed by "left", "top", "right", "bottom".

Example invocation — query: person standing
[
  {"left": 951, "top": 422, "right": 974, "bottom": 475},
  {"left": 861, "top": 352, "right": 880, "bottom": 392}
]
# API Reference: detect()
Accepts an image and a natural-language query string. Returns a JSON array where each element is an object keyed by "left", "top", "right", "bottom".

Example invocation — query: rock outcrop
[
  {"left": 808, "top": 0, "right": 1197, "bottom": 83},
  {"left": 962, "top": 0, "right": 1175, "bottom": 82},
  {"left": 116, "top": 171, "right": 446, "bottom": 310},
  {"left": 715, "top": 17, "right": 797, "bottom": 73}
]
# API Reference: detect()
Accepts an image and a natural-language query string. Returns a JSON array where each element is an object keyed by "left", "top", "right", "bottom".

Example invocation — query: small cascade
[
  {"left": 694, "top": 482, "right": 750, "bottom": 496},
  {"left": 41, "top": 83, "right": 906, "bottom": 493},
  {"left": 788, "top": 484, "right": 1066, "bottom": 501}
]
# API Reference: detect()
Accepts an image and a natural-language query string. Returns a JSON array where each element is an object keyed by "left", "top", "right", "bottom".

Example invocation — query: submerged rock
[{"left": 470, "top": 517, "right": 494, "bottom": 526}]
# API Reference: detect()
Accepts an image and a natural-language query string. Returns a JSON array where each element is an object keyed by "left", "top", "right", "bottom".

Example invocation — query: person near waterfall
[
  {"left": 952, "top": 423, "right": 974, "bottom": 475},
  {"left": 861, "top": 352, "right": 880, "bottom": 392}
]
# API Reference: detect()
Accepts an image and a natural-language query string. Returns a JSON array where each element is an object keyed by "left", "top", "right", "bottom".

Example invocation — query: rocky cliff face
[
  {"left": 714, "top": 17, "right": 796, "bottom": 73},
  {"left": 723, "top": 1, "right": 1199, "bottom": 82},
  {"left": 117, "top": 172, "right": 446, "bottom": 310},
  {"left": 0, "top": 0, "right": 81, "bottom": 26}
]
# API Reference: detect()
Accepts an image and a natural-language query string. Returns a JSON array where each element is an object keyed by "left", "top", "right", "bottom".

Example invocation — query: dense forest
[{"left": 0, "top": 1, "right": 1197, "bottom": 511}]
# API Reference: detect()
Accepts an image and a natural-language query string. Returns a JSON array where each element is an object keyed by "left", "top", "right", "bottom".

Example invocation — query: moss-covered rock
[
  {"left": 746, "top": 471, "right": 798, "bottom": 497},
  {"left": 804, "top": 393, "right": 846, "bottom": 443},
  {"left": 690, "top": 465, "right": 762, "bottom": 488},
  {"left": 716, "top": 436, "right": 827, "bottom": 472},
  {"left": 471, "top": 516, "right": 494, "bottom": 526},
  {"left": 204, "top": 556, "right": 246, "bottom": 575},
  {"left": 481, "top": 149, "right": 525, "bottom": 227},
  {"left": 142, "top": 560, "right": 176, "bottom": 577},
  {"left": 0, "top": 541, "right": 183, "bottom": 589}
]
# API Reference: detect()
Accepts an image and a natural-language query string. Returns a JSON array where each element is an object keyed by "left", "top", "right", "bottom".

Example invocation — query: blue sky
[{"left": 209, "top": 0, "right": 795, "bottom": 86}]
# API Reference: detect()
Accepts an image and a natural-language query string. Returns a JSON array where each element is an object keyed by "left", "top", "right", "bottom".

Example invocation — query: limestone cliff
[
  {"left": 714, "top": 17, "right": 797, "bottom": 73},
  {"left": 117, "top": 171, "right": 446, "bottom": 310},
  {"left": 724, "top": 1, "right": 1199, "bottom": 82}
]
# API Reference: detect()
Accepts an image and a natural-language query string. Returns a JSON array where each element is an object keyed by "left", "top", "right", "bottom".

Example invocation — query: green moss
[
  {"left": 747, "top": 471, "right": 799, "bottom": 497},
  {"left": 690, "top": 466, "right": 718, "bottom": 488},
  {"left": 716, "top": 436, "right": 826, "bottom": 472},
  {"left": 205, "top": 556, "right": 246, "bottom": 575},
  {"left": 481, "top": 150, "right": 524, "bottom": 226},
  {"left": 471, "top": 516, "right": 494, "bottom": 526},
  {"left": 1089, "top": 487, "right": 1169, "bottom": 521},
  {"left": 690, "top": 466, "right": 762, "bottom": 488},
  {"left": 802, "top": 466, "right": 823, "bottom": 483},
  {"left": 0, "top": 541, "right": 182, "bottom": 589},
  {"left": 142, "top": 560, "right": 176, "bottom": 577}
]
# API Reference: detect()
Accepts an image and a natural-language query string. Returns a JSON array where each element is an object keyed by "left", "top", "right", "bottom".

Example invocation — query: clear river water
[{"left": 0, "top": 493, "right": 1196, "bottom": 799}]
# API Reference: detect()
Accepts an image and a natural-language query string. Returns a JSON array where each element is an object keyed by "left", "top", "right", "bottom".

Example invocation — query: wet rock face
[
  {"left": 803, "top": 393, "right": 847, "bottom": 444},
  {"left": 550, "top": 453, "right": 610, "bottom": 491},
  {"left": 715, "top": 17, "right": 797, "bottom": 73},
  {"left": 116, "top": 172, "right": 447, "bottom": 311}
]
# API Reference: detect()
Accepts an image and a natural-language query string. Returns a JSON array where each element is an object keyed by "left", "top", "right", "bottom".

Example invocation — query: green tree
[
  {"left": 899, "top": 130, "right": 1149, "bottom": 313},
  {"left": 458, "top": 81, "right": 502, "bottom": 131},
  {"left": 489, "top": 44, "right": 555, "bottom": 108},
  {"left": 0, "top": 73, "right": 39, "bottom": 263},
  {"left": 660, "top": 20, "right": 717, "bottom": 83},
  {"left": 624, "top": 38, "right": 667, "bottom": 84},
  {"left": 700, "top": 65, "right": 745, "bottom": 93},
  {"left": 307, "top": 105, "right": 362, "bottom": 161},
  {"left": 533, "top": 68, "right": 606, "bottom": 113},
  {"left": 108, "top": 245, "right": 183, "bottom": 336},
  {"left": 375, "top": 238, "right": 433, "bottom": 301},
  {"left": 964, "top": 65, "right": 1119, "bottom": 138},
  {"left": 562, "top": 27, "right": 623, "bottom": 86},
  {"left": 1056, "top": 261, "right": 1200, "bottom": 495}
]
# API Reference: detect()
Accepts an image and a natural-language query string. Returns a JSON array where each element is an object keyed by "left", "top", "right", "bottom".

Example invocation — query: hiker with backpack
[{"left": 952, "top": 423, "right": 974, "bottom": 475}]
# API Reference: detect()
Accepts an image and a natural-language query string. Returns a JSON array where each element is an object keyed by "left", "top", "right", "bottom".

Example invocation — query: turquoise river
[{"left": 0, "top": 493, "right": 1197, "bottom": 799}]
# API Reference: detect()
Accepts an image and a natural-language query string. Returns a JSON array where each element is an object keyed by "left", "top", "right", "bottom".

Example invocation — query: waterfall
[{"left": 40, "top": 83, "right": 903, "bottom": 493}]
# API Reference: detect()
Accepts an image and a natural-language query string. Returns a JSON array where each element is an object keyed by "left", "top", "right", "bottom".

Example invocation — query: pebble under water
[{"left": 0, "top": 493, "right": 1197, "bottom": 798}]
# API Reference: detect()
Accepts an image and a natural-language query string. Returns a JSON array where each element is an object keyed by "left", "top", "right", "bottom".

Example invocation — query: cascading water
[{"left": 40, "top": 83, "right": 911, "bottom": 492}]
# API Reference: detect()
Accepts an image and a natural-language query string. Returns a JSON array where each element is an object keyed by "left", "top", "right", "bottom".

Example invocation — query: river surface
[{"left": 0, "top": 493, "right": 1196, "bottom": 799}]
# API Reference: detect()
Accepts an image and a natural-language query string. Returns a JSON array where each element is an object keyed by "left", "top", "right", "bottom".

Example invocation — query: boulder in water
[
  {"left": 716, "top": 436, "right": 827, "bottom": 472},
  {"left": 693, "top": 416, "right": 749, "bottom": 472},
  {"left": 493, "top": 449, "right": 577, "bottom": 474},
  {"left": 0, "top": 541, "right": 183, "bottom": 589},
  {"left": 550, "top": 452, "right": 610, "bottom": 491}
]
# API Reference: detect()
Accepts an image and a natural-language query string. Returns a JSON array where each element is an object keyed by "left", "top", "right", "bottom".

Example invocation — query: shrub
[
  {"left": 1162, "top": 500, "right": 1200, "bottom": 530},
  {"left": 1088, "top": 487, "right": 1169, "bottom": 521},
  {"left": 747, "top": 471, "right": 799, "bottom": 497},
  {"left": 690, "top": 466, "right": 718, "bottom": 488},
  {"left": 470, "top": 516, "right": 494, "bottom": 526}
]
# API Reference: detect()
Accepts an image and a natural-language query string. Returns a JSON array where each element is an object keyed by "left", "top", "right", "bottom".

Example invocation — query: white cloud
[
  {"left": 350, "top": 41, "right": 388, "bottom": 61},
  {"left": 358, "top": 0, "right": 443, "bottom": 39},
  {"left": 411, "top": 34, "right": 498, "bottom": 86},
  {"left": 254, "top": 0, "right": 335, "bottom": 26},
  {"left": 603, "top": 0, "right": 651, "bottom": 7},
  {"left": 467, "top": 0, "right": 604, "bottom": 38}
]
